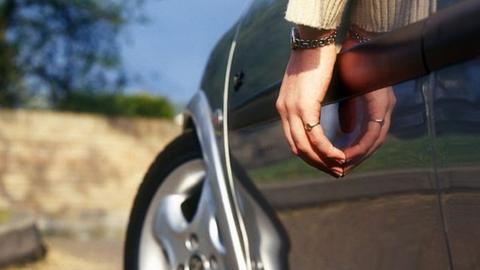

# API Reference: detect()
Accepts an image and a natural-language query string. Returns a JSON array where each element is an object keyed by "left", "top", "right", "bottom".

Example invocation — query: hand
[
  {"left": 276, "top": 27, "right": 345, "bottom": 177},
  {"left": 339, "top": 29, "right": 396, "bottom": 175},
  {"left": 340, "top": 87, "right": 396, "bottom": 174}
]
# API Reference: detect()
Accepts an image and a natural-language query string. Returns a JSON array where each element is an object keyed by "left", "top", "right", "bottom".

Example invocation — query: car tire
[{"left": 124, "top": 131, "right": 206, "bottom": 270}]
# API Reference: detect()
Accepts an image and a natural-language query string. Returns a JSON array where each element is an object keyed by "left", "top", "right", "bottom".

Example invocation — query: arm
[
  {"left": 276, "top": 25, "right": 344, "bottom": 177},
  {"left": 277, "top": 0, "right": 350, "bottom": 176}
]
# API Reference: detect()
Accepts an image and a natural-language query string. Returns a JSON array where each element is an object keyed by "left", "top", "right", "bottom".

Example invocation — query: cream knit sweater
[{"left": 285, "top": 0, "right": 437, "bottom": 32}]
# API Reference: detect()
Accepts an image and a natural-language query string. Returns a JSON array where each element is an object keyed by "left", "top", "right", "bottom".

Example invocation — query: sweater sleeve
[
  {"left": 351, "top": 0, "right": 436, "bottom": 32},
  {"left": 285, "top": 0, "right": 436, "bottom": 32},
  {"left": 285, "top": 0, "right": 349, "bottom": 30}
]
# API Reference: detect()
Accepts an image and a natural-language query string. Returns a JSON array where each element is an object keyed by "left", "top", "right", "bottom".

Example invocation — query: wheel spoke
[
  {"left": 138, "top": 159, "right": 232, "bottom": 270},
  {"left": 189, "top": 180, "right": 226, "bottom": 266},
  {"left": 153, "top": 194, "right": 190, "bottom": 266}
]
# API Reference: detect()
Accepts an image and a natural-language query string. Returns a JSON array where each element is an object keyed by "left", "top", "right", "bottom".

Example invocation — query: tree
[
  {"left": 0, "top": 0, "right": 142, "bottom": 106},
  {"left": 0, "top": 0, "right": 21, "bottom": 106}
]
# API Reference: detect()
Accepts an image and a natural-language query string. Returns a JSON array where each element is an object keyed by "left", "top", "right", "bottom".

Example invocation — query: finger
[
  {"left": 367, "top": 89, "right": 396, "bottom": 155},
  {"left": 372, "top": 108, "right": 392, "bottom": 151},
  {"left": 344, "top": 119, "right": 382, "bottom": 166},
  {"left": 344, "top": 120, "right": 388, "bottom": 173},
  {"left": 298, "top": 106, "right": 345, "bottom": 163},
  {"left": 299, "top": 152, "right": 344, "bottom": 178},
  {"left": 289, "top": 115, "right": 343, "bottom": 175},
  {"left": 280, "top": 117, "right": 297, "bottom": 154},
  {"left": 344, "top": 88, "right": 396, "bottom": 174},
  {"left": 276, "top": 93, "right": 297, "bottom": 154},
  {"left": 306, "top": 124, "right": 345, "bottom": 164}
]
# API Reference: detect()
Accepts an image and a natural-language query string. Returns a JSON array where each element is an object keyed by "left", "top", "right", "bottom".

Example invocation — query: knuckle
[
  {"left": 309, "top": 136, "right": 322, "bottom": 147},
  {"left": 326, "top": 151, "right": 338, "bottom": 159},
  {"left": 285, "top": 100, "right": 296, "bottom": 112},
  {"left": 275, "top": 99, "right": 285, "bottom": 113},
  {"left": 297, "top": 105, "right": 310, "bottom": 117},
  {"left": 392, "top": 96, "right": 397, "bottom": 105},
  {"left": 296, "top": 100, "right": 313, "bottom": 114},
  {"left": 296, "top": 143, "right": 309, "bottom": 154},
  {"left": 326, "top": 151, "right": 338, "bottom": 160}
]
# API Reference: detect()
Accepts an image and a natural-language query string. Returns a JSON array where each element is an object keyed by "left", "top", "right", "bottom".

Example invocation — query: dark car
[{"left": 123, "top": 0, "right": 480, "bottom": 269}]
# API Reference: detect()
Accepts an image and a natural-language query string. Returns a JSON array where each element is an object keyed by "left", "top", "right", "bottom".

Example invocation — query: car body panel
[
  {"left": 432, "top": 59, "right": 480, "bottom": 269},
  {"left": 182, "top": 0, "right": 480, "bottom": 269},
  {"left": 222, "top": 0, "right": 480, "bottom": 269}
]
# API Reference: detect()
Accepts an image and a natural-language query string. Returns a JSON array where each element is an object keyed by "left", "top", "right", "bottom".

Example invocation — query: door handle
[{"left": 233, "top": 70, "right": 244, "bottom": 91}]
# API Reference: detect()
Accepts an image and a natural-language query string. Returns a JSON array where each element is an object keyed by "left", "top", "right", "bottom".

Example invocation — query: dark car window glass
[
  {"left": 229, "top": 0, "right": 291, "bottom": 108},
  {"left": 200, "top": 27, "right": 238, "bottom": 109}
]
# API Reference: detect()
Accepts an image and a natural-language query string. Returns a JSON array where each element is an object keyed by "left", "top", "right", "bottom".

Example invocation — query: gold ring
[{"left": 305, "top": 122, "right": 320, "bottom": 132}]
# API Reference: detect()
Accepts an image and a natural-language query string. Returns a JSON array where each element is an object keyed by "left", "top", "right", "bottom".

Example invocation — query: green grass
[
  {"left": 248, "top": 134, "right": 480, "bottom": 184},
  {"left": 436, "top": 134, "right": 480, "bottom": 167},
  {"left": 59, "top": 92, "right": 175, "bottom": 119}
]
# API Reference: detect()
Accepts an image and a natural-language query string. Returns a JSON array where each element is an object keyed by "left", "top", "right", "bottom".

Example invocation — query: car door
[
  {"left": 431, "top": 35, "right": 480, "bottom": 270},
  {"left": 432, "top": 57, "right": 480, "bottom": 270},
  {"left": 225, "top": 0, "right": 479, "bottom": 269}
]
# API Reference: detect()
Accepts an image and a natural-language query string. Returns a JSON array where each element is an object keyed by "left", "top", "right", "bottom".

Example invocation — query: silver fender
[{"left": 184, "top": 91, "right": 248, "bottom": 270}]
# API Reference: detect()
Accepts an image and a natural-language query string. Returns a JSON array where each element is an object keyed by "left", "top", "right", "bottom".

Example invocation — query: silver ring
[
  {"left": 305, "top": 122, "right": 320, "bottom": 132},
  {"left": 370, "top": 119, "right": 385, "bottom": 126}
]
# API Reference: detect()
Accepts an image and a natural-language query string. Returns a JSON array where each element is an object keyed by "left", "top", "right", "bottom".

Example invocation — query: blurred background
[{"left": 0, "top": 0, "right": 244, "bottom": 269}]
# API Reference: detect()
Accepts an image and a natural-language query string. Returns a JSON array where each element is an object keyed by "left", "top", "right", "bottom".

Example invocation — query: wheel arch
[{"left": 182, "top": 90, "right": 248, "bottom": 270}]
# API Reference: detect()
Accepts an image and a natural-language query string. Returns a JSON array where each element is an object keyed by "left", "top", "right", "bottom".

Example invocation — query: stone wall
[{"left": 0, "top": 109, "right": 181, "bottom": 238}]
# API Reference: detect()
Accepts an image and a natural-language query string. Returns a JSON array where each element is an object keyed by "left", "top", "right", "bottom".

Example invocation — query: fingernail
[{"left": 333, "top": 168, "right": 343, "bottom": 177}]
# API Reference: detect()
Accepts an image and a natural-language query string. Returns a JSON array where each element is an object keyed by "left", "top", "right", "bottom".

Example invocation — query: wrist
[
  {"left": 289, "top": 44, "right": 337, "bottom": 71},
  {"left": 291, "top": 26, "right": 337, "bottom": 50},
  {"left": 297, "top": 25, "right": 336, "bottom": 40}
]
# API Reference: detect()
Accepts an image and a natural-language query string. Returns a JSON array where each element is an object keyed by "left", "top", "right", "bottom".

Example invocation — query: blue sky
[{"left": 120, "top": 0, "right": 247, "bottom": 106}]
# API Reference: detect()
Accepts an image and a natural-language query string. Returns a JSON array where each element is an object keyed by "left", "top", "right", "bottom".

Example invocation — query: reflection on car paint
[
  {"left": 202, "top": 0, "right": 480, "bottom": 268},
  {"left": 433, "top": 59, "right": 480, "bottom": 269},
  {"left": 223, "top": 0, "right": 468, "bottom": 269}
]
